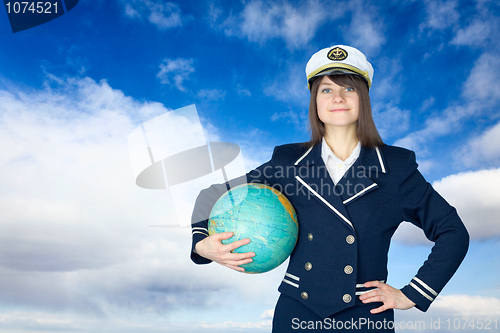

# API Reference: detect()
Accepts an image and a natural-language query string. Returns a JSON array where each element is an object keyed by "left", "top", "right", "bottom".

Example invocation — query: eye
[
  {"left": 345, "top": 87, "right": 355, "bottom": 92},
  {"left": 321, "top": 88, "right": 332, "bottom": 93}
]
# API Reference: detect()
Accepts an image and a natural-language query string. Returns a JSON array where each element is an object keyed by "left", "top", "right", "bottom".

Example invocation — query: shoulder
[
  {"left": 271, "top": 142, "right": 311, "bottom": 165},
  {"left": 379, "top": 144, "right": 414, "bottom": 159},
  {"left": 377, "top": 144, "right": 418, "bottom": 175}
]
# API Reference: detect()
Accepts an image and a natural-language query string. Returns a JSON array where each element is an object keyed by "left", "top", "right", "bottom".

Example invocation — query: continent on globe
[{"left": 208, "top": 183, "right": 298, "bottom": 273}]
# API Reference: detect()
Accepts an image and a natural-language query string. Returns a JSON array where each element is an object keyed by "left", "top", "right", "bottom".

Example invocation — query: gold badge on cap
[{"left": 327, "top": 47, "right": 348, "bottom": 61}]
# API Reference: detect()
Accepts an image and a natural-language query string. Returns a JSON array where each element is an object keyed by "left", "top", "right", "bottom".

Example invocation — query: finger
[
  {"left": 216, "top": 249, "right": 252, "bottom": 264},
  {"left": 364, "top": 280, "right": 382, "bottom": 288},
  {"left": 226, "top": 251, "right": 255, "bottom": 261},
  {"left": 226, "top": 238, "right": 251, "bottom": 252},
  {"left": 370, "top": 304, "right": 389, "bottom": 314},
  {"left": 214, "top": 231, "right": 234, "bottom": 241},
  {"left": 361, "top": 295, "right": 385, "bottom": 304},
  {"left": 220, "top": 257, "right": 253, "bottom": 266},
  {"left": 226, "top": 264, "right": 245, "bottom": 272},
  {"left": 358, "top": 289, "right": 379, "bottom": 300}
]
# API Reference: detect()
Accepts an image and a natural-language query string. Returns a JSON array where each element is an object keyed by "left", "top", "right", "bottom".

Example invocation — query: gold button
[
  {"left": 338, "top": 163, "right": 343, "bottom": 168},
  {"left": 343, "top": 294, "right": 352, "bottom": 303},
  {"left": 308, "top": 233, "right": 313, "bottom": 241},
  {"left": 346, "top": 235, "right": 355, "bottom": 244},
  {"left": 305, "top": 262, "right": 312, "bottom": 271},
  {"left": 344, "top": 265, "right": 353, "bottom": 274},
  {"left": 301, "top": 292, "right": 309, "bottom": 300}
]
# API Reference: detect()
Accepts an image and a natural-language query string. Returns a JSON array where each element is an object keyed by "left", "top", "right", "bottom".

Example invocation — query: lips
[{"left": 329, "top": 108, "right": 349, "bottom": 112}]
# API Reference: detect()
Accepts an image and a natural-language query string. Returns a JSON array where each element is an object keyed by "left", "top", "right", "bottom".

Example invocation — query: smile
[{"left": 329, "top": 108, "right": 350, "bottom": 112}]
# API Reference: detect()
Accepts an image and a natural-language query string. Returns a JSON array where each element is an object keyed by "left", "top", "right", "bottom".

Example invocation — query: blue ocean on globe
[{"left": 208, "top": 183, "right": 298, "bottom": 273}]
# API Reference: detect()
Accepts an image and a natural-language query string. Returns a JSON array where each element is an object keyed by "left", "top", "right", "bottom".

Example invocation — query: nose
[{"left": 331, "top": 89, "right": 345, "bottom": 103}]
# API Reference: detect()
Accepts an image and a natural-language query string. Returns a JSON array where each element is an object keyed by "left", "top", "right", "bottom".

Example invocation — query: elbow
[
  {"left": 448, "top": 210, "right": 470, "bottom": 260},
  {"left": 460, "top": 223, "right": 470, "bottom": 259},
  {"left": 448, "top": 220, "right": 470, "bottom": 262}
]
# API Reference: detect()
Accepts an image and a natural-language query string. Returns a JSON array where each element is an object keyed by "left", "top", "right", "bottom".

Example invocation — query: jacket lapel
[
  {"left": 293, "top": 144, "right": 355, "bottom": 231},
  {"left": 293, "top": 144, "right": 389, "bottom": 230},
  {"left": 337, "top": 146, "right": 388, "bottom": 206}
]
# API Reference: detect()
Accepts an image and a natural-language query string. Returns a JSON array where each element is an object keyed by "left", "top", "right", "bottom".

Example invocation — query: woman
[{"left": 190, "top": 45, "right": 469, "bottom": 332}]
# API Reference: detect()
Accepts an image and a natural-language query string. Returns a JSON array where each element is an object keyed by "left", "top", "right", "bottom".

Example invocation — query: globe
[{"left": 208, "top": 183, "right": 298, "bottom": 273}]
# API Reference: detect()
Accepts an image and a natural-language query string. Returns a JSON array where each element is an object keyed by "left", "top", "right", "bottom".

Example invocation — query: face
[{"left": 316, "top": 75, "right": 360, "bottom": 131}]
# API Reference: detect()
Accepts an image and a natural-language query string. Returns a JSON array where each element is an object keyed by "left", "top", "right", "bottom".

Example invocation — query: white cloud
[
  {"left": 0, "top": 308, "right": 274, "bottom": 332},
  {"left": 207, "top": 2, "right": 223, "bottom": 27},
  {"left": 432, "top": 294, "right": 500, "bottom": 317},
  {"left": 209, "top": 0, "right": 387, "bottom": 53},
  {"left": 450, "top": 0, "right": 500, "bottom": 48},
  {"left": 0, "top": 75, "right": 286, "bottom": 331},
  {"left": 394, "top": 294, "right": 500, "bottom": 332},
  {"left": 270, "top": 110, "right": 303, "bottom": 128},
  {"left": 419, "top": 96, "right": 436, "bottom": 113},
  {"left": 260, "top": 308, "right": 274, "bottom": 319},
  {"left": 420, "top": 0, "right": 460, "bottom": 31},
  {"left": 367, "top": 58, "right": 410, "bottom": 141},
  {"left": 197, "top": 88, "right": 226, "bottom": 101},
  {"left": 462, "top": 53, "right": 500, "bottom": 104},
  {"left": 343, "top": 1, "right": 386, "bottom": 55},
  {"left": 236, "top": 128, "right": 277, "bottom": 170},
  {"left": 237, "top": 84, "right": 252, "bottom": 97},
  {"left": 432, "top": 168, "right": 500, "bottom": 241},
  {"left": 451, "top": 20, "right": 492, "bottom": 47},
  {"left": 125, "top": 3, "right": 140, "bottom": 18},
  {"left": 264, "top": 62, "right": 309, "bottom": 104},
  {"left": 0, "top": 78, "right": 190, "bottom": 314},
  {"left": 209, "top": 0, "right": 327, "bottom": 49},
  {"left": 157, "top": 58, "right": 195, "bottom": 92},
  {"left": 147, "top": 2, "right": 183, "bottom": 29},
  {"left": 370, "top": 57, "right": 403, "bottom": 101},
  {"left": 414, "top": 158, "right": 435, "bottom": 176},
  {"left": 196, "top": 320, "right": 272, "bottom": 329},
  {"left": 372, "top": 103, "right": 411, "bottom": 140},
  {"left": 459, "top": 121, "right": 500, "bottom": 168},
  {"left": 264, "top": 65, "right": 309, "bottom": 132},
  {"left": 394, "top": 52, "right": 500, "bottom": 153},
  {"left": 393, "top": 167, "right": 500, "bottom": 244},
  {"left": 122, "top": 0, "right": 184, "bottom": 30},
  {"left": 392, "top": 222, "right": 434, "bottom": 246}
]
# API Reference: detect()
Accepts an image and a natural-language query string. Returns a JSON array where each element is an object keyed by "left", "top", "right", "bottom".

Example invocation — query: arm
[
  {"left": 190, "top": 152, "right": 278, "bottom": 268},
  {"left": 398, "top": 151, "right": 469, "bottom": 311},
  {"left": 360, "top": 151, "right": 469, "bottom": 313},
  {"left": 194, "top": 232, "right": 255, "bottom": 272}
]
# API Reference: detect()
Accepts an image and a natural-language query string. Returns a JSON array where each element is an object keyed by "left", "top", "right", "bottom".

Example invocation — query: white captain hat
[{"left": 306, "top": 45, "right": 374, "bottom": 89}]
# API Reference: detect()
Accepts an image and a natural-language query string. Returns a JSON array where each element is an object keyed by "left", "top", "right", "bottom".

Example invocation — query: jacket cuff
[
  {"left": 191, "top": 227, "right": 212, "bottom": 265},
  {"left": 401, "top": 277, "right": 438, "bottom": 312}
]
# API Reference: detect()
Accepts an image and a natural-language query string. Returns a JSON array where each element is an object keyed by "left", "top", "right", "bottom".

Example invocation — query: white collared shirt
[{"left": 321, "top": 138, "right": 361, "bottom": 185}]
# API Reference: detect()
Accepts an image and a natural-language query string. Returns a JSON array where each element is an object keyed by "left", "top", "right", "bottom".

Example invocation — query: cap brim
[
  {"left": 307, "top": 68, "right": 370, "bottom": 89},
  {"left": 309, "top": 68, "right": 363, "bottom": 82}
]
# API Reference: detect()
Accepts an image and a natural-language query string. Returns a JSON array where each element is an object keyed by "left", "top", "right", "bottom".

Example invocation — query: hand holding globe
[
  {"left": 195, "top": 232, "right": 255, "bottom": 272},
  {"left": 198, "top": 184, "right": 298, "bottom": 273}
]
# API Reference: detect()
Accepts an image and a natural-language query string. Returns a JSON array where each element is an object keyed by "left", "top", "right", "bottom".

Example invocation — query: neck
[{"left": 324, "top": 125, "right": 359, "bottom": 161}]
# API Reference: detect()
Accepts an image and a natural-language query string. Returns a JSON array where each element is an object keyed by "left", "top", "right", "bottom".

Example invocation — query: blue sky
[{"left": 0, "top": 0, "right": 499, "bottom": 332}]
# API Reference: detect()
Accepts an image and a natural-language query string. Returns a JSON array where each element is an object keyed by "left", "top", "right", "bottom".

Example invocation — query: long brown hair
[{"left": 305, "top": 74, "right": 384, "bottom": 148}]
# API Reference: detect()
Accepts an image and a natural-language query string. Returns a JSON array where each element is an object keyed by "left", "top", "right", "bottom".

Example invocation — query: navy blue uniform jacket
[{"left": 191, "top": 143, "right": 469, "bottom": 318}]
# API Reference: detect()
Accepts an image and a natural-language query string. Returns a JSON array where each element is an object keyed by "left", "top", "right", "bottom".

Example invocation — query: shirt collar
[{"left": 321, "top": 137, "right": 361, "bottom": 165}]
